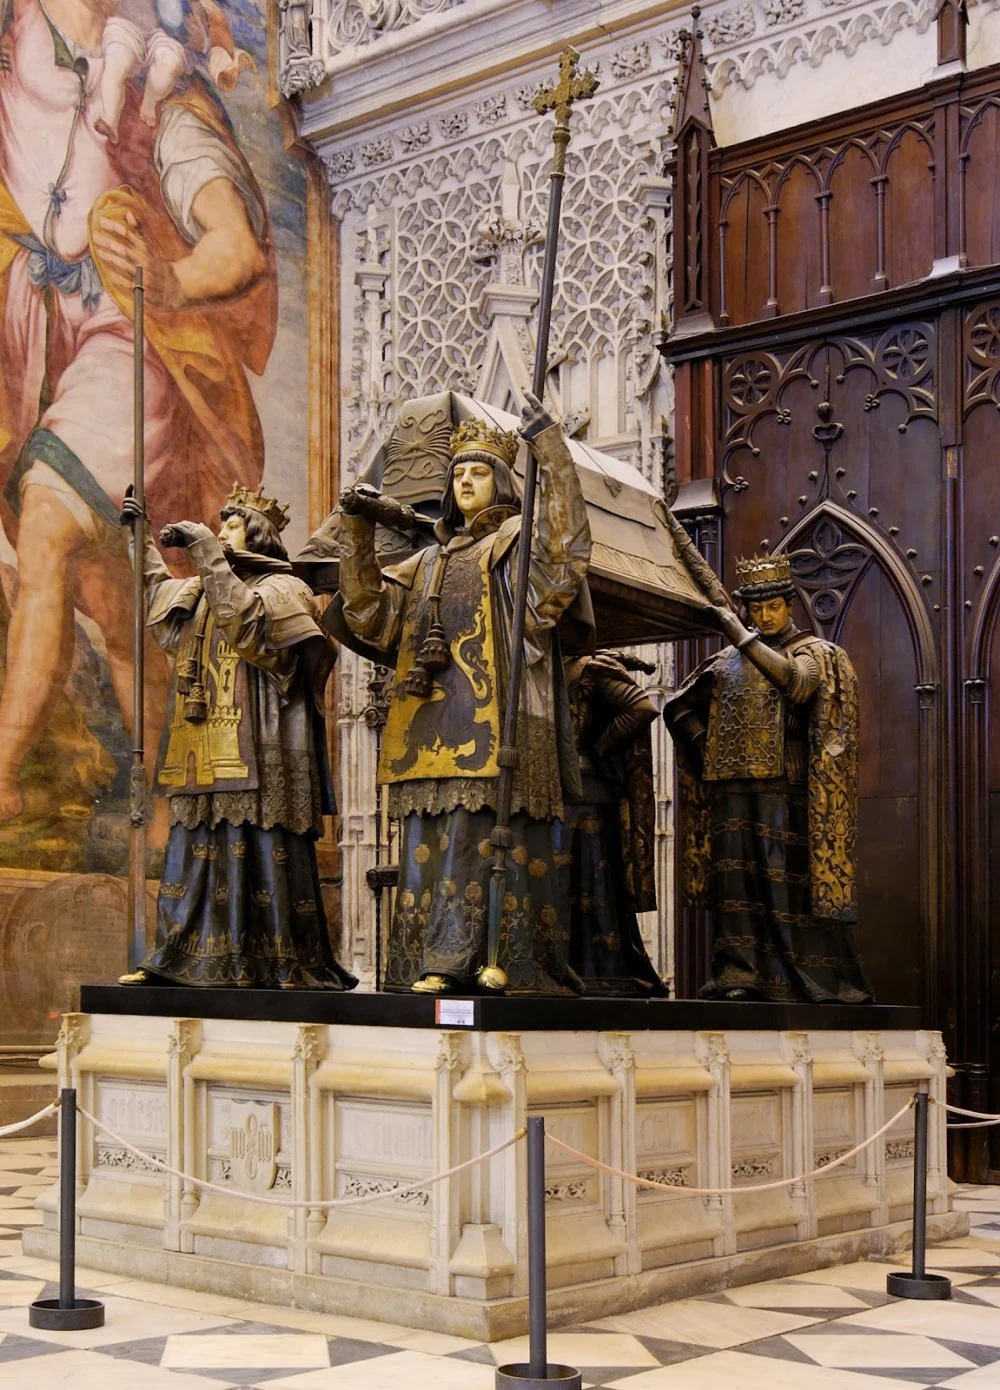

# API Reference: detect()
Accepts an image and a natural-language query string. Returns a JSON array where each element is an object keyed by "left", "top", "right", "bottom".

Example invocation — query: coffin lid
[{"left": 295, "top": 392, "right": 718, "bottom": 647}]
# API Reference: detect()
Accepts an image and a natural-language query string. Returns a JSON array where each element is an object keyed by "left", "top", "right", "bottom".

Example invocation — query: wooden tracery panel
[
  {"left": 716, "top": 329, "right": 940, "bottom": 1006},
  {"left": 715, "top": 107, "right": 937, "bottom": 326}
]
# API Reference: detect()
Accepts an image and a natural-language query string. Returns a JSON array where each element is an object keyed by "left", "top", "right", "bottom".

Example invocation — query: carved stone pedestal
[{"left": 22, "top": 992, "right": 966, "bottom": 1339}]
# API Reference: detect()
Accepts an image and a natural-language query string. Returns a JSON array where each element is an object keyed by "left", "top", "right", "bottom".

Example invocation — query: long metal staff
[
  {"left": 480, "top": 48, "right": 598, "bottom": 993},
  {"left": 128, "top": 267, "right": 147, "bottom": 971}
]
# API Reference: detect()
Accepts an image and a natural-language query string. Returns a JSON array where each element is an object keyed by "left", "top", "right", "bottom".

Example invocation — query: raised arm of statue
[
  {"left": 337, "top": 498, "right": 409, "bottom": 654},
  {"left": 519, "top": 403, "right": 591, "bottom": 646},
  {"left": 716, "top": 603, "right": 820, "bottom": 702}
]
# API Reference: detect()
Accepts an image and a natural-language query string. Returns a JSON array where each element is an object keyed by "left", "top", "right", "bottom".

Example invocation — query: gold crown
[
  {"left": 735, "top": 553, "right": 792, "bottom": 589},
  {"left": 225, "top": 482, "right": 290, "bottom": 533},
  {"left": 450, "top": 417, "right": 519, "bottom": 468}
]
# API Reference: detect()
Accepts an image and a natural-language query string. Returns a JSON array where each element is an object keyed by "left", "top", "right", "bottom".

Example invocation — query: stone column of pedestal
[
  {"left": 918, "top": 1029, "right": 950, "bottom": 1215},
  {"left": 492, "top": 1033, "right": 528, "bottom": 1297},
  {"left": 696, "top": 1031, "right": 733, "bottom": 1256},
  {"left": 164, "top": 1019, "right": 200, "bottom": 1251},
  {"left": 429, "top": 1033, "right": 467, "bottom": 1295},
  {"left": 782, "top": 1031, "right": 816, "bottom": 1242},
  {"left": 854, "top": 1030, "right": 888, "bottom": 1227},
  {"left": 449, "top": 1036, "right": 517, "bottom": 1300},
  {"left": 292, "top": 1026, "right": 325, "bottom": 1273},
  {"left": 179, "top": 1040, "right": 201, "bottom": 1253},
  {"left": 599, "top": 1031, "right": 639, "bottom": 1276}
]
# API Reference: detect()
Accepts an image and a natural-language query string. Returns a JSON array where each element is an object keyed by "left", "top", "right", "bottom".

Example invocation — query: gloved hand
[
  {"left": 519, "top": 389, "right": 557, "bottom": 443},
  {"left": 119, "top": 483, "right": 144, "bottom": 528},
  {"left": 160, "top": 520, "right": 214, "bottom": 549},
  {"left": 339, "top": 482, "right": 417, "bottom": 531}
]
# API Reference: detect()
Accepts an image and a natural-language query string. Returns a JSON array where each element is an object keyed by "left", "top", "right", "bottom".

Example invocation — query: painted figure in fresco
[
  {"left": 663, "top": 553, "right": 872, "bottom": 1004},
  {"left": 119, "top": 483, "right": 356, "bottom": 989},
  {"left": 98, "top": 0, "right": 254, "bottom": 141},
  {"left": 338, "top": 394, "right": 592, "bottom": 996},
  {"left": 0, "top": 0, "right": 273, "bottom": 826},
  {"left": 563, "top": 650, "right": 665, "bottom": 997}
]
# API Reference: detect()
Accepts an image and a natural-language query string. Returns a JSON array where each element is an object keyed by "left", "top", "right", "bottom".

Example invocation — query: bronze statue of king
[
  {"left": 120, "top": 483, "right": 357, "bottom": 991},
  {"left": 663, "top": 553, "right": 872, "bottom": 1004},
  {"left": 337, "top": 393, "right": 592, "bottom": 995}
]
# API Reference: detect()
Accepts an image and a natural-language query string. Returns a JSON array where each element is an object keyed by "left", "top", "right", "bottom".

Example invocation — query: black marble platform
[{"left": 81, "top": 985, "right": 921, "bottom": 1033}]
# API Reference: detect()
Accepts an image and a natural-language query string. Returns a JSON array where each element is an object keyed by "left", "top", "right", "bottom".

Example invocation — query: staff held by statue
[
  {"left": 483, "top": 47, "right": 599, "bottom": 993},
  {"left": 129, "top": 266, "right": 147, "bottom": 972}
]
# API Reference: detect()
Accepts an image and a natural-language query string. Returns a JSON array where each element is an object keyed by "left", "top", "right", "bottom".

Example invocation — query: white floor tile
[
  {"left": 721, "top": 1280, "right": 868, "bottom": 1310},
  {"left": 97, "top": 1279, "right": 252, "bottom": 1316},
  {"left": 491, "top": 1331, "right": 659, "bottom": 1367},
  {"left": 382, "top": 1328, "right": 485, "bottom": 1354},
  {"left": 887, "top": 1248, "right": 1000, "bottom": 1269},
  {"left": 939, "top": 1365, "right": 1000, "bottom": 1387},
  {"left": 0, "top": 1277, "right": 46, "bottom": 1307},
  {"left": 162, "top": 1331, "right": 330, "bottom": 1369},
  {"left": 603, "top": 1350, "right": 927, "bottom": 1388},
  {"left": 591, "top": 1299, "right": 821, "bottom": 1347},
  {"left": 0, "top": 1292, "right": 238, "bottom": 1347},
  {"left": 211, "top": 1303, "right": 408, "bottom": 1341},
  {"left": 786, "top": 1332, "right": 974, "bottom": 1368},
  {"left": 266, "top": 1349, "right": 499, "bottom": 1389},
  {"left": 0, "top": 1347, "right": 239, "bottom": 1389},
  {"left": 790, "top": 1261, "right": 980, "bottom": 1291},
  {"left": 834, "top": 1301, "right": 1000, "bottom": 1348},
  {"left": 0, "top": 1254, "right": 59, "bottom": 1277}
]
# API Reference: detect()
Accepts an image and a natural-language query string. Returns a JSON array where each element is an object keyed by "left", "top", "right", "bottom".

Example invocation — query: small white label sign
[{"left": 436, "top": 999, "right": 475, "bottom": 1027}]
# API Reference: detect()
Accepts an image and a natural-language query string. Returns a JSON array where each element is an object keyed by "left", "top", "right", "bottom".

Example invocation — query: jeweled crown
[
  {"left": 449, "top": 417, "right": 519, "bottom": 468},
  {"left": 225, "top": 482, "right": 290, "bottom": 533},
  {"left": 735, "top": 553, "right": 792, "bottom": 590}
]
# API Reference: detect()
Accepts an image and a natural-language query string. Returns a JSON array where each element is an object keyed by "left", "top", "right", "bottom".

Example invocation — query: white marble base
[{"left": 22, "top": 1014, "right": 967, "bottom": 1339}]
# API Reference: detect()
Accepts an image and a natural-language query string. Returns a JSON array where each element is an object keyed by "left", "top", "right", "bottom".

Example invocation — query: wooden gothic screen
[{"left": 665, "top": 18, "right": 1000, "bottom": 1181}]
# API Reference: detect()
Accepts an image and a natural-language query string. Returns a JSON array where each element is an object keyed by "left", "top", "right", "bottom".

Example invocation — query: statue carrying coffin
[{"left": 297, "top": 392, "right": 718, "bottom": 996}]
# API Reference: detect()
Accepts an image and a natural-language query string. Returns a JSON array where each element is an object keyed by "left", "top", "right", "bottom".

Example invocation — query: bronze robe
[
  {"left": 137, "top": 531, "right": 356, "bottom": 990},
  {"left": 665, "top": 624, "right": 871, "bottom": 1003},
  {"left": 339, "top": 423, "right": 591, "bottom": 993}
]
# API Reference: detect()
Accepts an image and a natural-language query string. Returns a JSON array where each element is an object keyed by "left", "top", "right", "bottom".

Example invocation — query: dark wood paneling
[{"left": 668, "top": 56, "right": 1000, "bottom": 1180}]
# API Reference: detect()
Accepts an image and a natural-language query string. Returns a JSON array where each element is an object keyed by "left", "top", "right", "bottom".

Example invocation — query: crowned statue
[
  {"left": 663, "top": 553, "right": 872, "bottom": 1004},
  {"left": 119, "top": 483, "right": 357, "bottom": 991},
  {"left": 338, "top": 393, "right": 594, "bottom": 995}
]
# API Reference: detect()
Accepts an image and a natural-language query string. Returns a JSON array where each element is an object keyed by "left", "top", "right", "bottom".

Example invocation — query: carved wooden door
[{"left": 717, "top": 331, "right": 940, "bottom": 1007}]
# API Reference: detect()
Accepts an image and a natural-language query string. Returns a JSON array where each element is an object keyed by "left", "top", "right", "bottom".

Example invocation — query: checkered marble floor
[{"left": 4, "top": 1136, "right": 1000, "bottom": 1388}]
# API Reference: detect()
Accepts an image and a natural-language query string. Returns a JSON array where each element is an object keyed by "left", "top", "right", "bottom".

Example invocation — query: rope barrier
[
  {"left": 76, "top": 1103, "right": 525, "bottom": 1210},
  {"left": 544, "top": 1098, "right": 916, "bottom": 1196},
  {"left": 0, "top": 1102, "right": 59, "bottom": 1139},
  {"left": 930, "top": 1098, "right": 1000, "bottom": 1131}
]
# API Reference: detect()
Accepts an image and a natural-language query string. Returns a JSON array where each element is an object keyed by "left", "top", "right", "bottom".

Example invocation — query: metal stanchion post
[
  {"left": 886, "top": 1091, "right": 951, "bottom": 1300},
  {"left": 496, "top": 1118, "right": 581, "bottom": 1389},
  {"left": 30, "top": 1089, "right": 105, "bottom": 1330}
]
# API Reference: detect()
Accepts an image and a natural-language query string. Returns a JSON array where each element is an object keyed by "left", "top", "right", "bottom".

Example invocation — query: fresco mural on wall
[{"left": 0, "top": 0, "right": 312, "bottom": 1040}]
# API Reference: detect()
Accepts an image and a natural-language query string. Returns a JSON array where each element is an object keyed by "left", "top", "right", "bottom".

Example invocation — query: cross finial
[{"left": 533, "top": 46, "right": 599, "bottom": 126}]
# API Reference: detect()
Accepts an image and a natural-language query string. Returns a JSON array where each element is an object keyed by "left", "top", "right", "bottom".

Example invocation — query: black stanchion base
[
  {"left": 29, "top": 1297, "right": 105, "bottom": 1330},
  {"left": 886, "top": 1271, "right": 952, "bottom": 1300},
  {"left": 496, "top": 1365, "right": 582, "bottom": 1388}
]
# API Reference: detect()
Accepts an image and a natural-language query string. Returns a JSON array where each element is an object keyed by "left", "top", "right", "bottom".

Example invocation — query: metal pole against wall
[
  {"left": 496, "top": 1117, "right": 581, "bottom": 1388},
  {"left": 29, "top": 1090, "right": 104, "bottom": 1330},
  {"left": 886, "top": 1092, "right": 952, "bottom": 1300}
]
